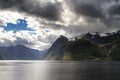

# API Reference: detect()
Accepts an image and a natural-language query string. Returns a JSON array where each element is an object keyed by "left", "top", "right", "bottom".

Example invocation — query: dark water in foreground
[{"left": 0, "top": 61, "right": 120, "bottom": 80}]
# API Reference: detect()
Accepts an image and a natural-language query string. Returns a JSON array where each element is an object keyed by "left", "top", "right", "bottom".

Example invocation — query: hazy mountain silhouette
[{"left": 0, "top": 45, "right": 45, "bottom": 60}]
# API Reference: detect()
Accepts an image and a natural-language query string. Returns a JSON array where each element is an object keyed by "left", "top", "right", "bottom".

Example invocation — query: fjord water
[{"left": 0, "top": 61, "right": 120, "bottom": 80}]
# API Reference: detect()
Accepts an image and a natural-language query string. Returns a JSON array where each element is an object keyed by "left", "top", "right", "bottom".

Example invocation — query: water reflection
[{"left": 0, "top": 61, "right": 120, "bottom": 80}]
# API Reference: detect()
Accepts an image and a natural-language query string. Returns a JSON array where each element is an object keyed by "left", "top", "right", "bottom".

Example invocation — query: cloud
[
  {"left": 0, "top": 20, "right": 3, "bottom": 25},
  {"left": 109, "top": 4, "right": 120, "bottom": 15},
  {"left": 63, "top": 0, "right": 120, "bottom": 32},
  {"left": 0, "top": 0, "right": 62, "bottom": 21},
  {"left": 21, "top": 0, "right": 61, "bottom": 21},
  {"left": 68, "top": 1, "right": 104, "bottom": 18}
]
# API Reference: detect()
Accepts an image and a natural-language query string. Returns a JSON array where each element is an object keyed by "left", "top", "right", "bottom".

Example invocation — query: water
[{"left": 0, "top": 61, "right": 120, "bottom": 80}]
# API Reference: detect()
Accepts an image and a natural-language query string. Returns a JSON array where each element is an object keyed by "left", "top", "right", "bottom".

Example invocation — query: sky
[{"left": 0, "top": 0, "right": 120, "bottom": 50}]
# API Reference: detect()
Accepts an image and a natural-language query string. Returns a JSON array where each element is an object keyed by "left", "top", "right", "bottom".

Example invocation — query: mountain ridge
[
  {"left": 44, "top": 31, "right": 120, "bottom": 61},
  {"left": 0, "top": 45, "right": 45, "bottom": 60}
]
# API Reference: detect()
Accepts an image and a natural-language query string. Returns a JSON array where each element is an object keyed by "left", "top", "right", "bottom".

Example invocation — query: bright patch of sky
[{"left": 0, "top": 19, "right": 35, "bottom": 33}]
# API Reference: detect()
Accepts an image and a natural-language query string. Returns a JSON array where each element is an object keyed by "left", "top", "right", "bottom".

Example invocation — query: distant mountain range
[
  {"left": 0, "top": 45, "right": 46, "bottom": 60},
  {"left": 44, "top": 31, "right": 120, "bottom": 61}
]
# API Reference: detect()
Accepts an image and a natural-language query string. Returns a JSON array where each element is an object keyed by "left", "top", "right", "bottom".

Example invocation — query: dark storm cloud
[
  {"left": 0, "top": 0, "right": 24, "bottom": 9},
  {"left": 67, "top": 0, "right": 104, "bottom": 19},
  {"left": 0, "top": 0, "right": 61, "bottom": 21},
  {"left": 56, "top": 0, "right": 120, "bottom": 36},
  {"left": 74, "top": 3, "right": 103, "bottom": 18},
  {"left": 20, "top": 1, "right": 61, "bottom": 21},
  {"left": 109, "top": 4, "right": 120, "bottom": 15}
]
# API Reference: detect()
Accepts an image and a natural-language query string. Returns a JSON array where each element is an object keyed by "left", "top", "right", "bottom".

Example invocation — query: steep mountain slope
[
  {"left": 45, "top": 36, "right": 68, "bottom": 60},
  {"left": 107, "top": 39, "right": 120, "bottom": 61},
  {"left": 0, "top": 45, "right": 45, "bottom": 60}
]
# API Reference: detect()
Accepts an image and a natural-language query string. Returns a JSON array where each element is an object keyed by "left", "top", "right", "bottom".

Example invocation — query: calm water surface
[{"left": 0, "top": 61, "right": 120, "bottom": 80}]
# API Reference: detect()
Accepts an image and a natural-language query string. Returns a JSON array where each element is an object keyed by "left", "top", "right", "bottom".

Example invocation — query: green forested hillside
[
  {"left": 108, "top": 39, "right": 120, "bottom": 61},
  {"left": 63, "top": 38, "right": 106, "bottom": 61}
]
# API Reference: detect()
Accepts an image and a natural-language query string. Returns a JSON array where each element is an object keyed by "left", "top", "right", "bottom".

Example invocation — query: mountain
[
  {"left": 64, "top": 38, "right": 106, "bottom": 61},
  {"left": 0, "top": 45, "right": 45, "bottom": 60},
  {"left": 45, "top": 35, "right": 68, "bottom": 60},
  {"left": 83, "top": 31, "right": 120, "bottom": 44},
  {"left": 44, "top": 31, "right": 120, "bottom": 61},
  {"left": 106, "top": 39, "right": 120, "bottom": 61},
  {"left": 44, "top": 36, "right": 106, "bottom": 61}
]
